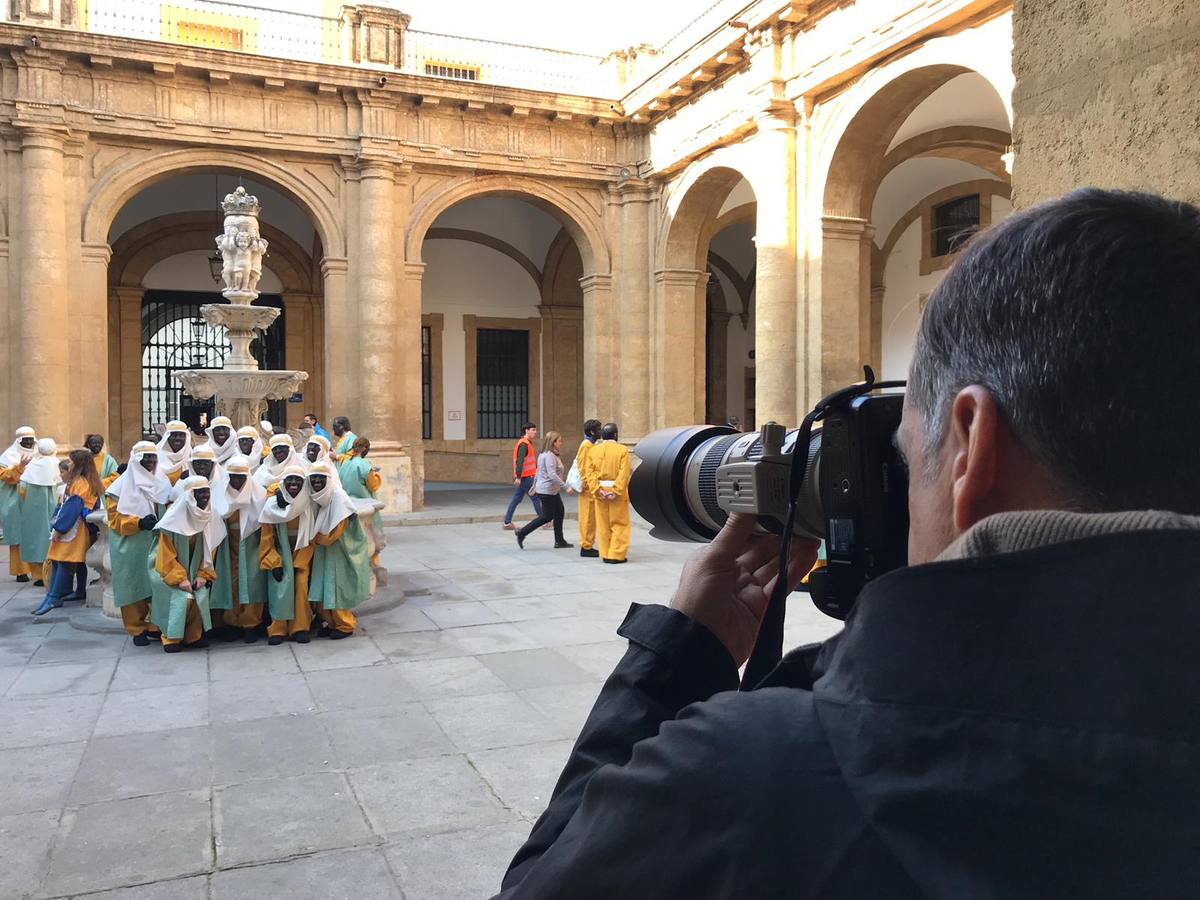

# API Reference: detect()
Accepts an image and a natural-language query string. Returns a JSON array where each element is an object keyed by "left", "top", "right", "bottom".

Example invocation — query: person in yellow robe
[
  {"left": 150, "top": 475, "right": 225, "bottom": 652},
  {"left": 583, "top": 422, "right": 632, "bottom": 564},
  {"left": 0, "top": 426, "right": 36, "bottom": 581},
  {"left": 257, "top": 465, "right": 314, "bottom": 644},
  {"left": 306, "top": 461, "right": 373, "bottom": 639},
  {"left": 106, "top": 441, "right": 171, "bottom": 643},
  {"left": 32, "top": 450, "right": 103, "bottom": 615},
  {"left": 574, "top": 419, "right": 602, "bottom": 558},
  {"left": 155, "top": 420, "right": 192, "bottom": 485},
  {"left": 18, "top": 438, "right": 62, "bottom": 589}
]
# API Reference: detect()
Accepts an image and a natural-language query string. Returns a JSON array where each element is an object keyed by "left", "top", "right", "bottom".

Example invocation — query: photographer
[{"left": 494, "top": 189, "right": 1200, "bottom": 898}]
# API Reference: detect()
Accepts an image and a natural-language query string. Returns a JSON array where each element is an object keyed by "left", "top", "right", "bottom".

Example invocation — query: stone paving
[{"left": 0, "top": 516, "right": 843, "bottom": 899}]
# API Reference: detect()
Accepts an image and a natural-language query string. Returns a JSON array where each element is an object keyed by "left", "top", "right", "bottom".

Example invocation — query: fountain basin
[{"left": 174, "top": 369, "right": 309, "bottom": 429}]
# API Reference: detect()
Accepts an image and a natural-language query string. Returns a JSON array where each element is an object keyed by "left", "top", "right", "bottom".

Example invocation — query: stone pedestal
[
  {"left": 84, "top": 509, "right": 117, "bottom": 618},
  {"left": 371, "top": 442, "right": 415, "bottom": 518}
]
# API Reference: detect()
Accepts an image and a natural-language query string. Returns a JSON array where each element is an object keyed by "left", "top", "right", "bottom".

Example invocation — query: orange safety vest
[{"left": 513, "top": 436, "right": 537, "bottom": 478}]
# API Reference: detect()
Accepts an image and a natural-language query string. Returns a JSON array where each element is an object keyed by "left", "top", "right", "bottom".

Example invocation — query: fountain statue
[{"left": 173, "top": 185, "right": 308, "bottom": 428}]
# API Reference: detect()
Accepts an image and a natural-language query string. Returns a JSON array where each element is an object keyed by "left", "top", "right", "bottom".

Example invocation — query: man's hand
[
  {"left": 178, "top": 580, "right": 192, "bottom": 592},
  {"left": 669, "top": 513, "right": 819, "bottom": 667},
  {"left": 275, "top": 491, "right": 288, "bottom": 509},
  {"left": 513, "top": 477, "right": 521, "bottom": 486},
  {"left": 195, "top": 577, "right": 207, "bottom": 590},
  {"left": 137, "top": 514, "right": 157, "bottom": 532},
  {"left": 271, "top": 567, "right": 284, "bottom": 583}
]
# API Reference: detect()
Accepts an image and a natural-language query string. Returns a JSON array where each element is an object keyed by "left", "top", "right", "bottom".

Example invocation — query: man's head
[
  {"left": 85, "top": 434, "right": 104, "bottom": 455},
  {"left": 272, "top": 444, "right": 291, "bottom": 463},
  {"left": 166, "top": 431, "right": 187, "bottom": 453},
  {"left": 305, "top": 435, "right": 329, "bottom": 463},
  {"left": 237, "top": 437, "right": 254, "bottom": 454},
  {"left": 236, "top": 426, "right": 257, "bottom": 455},
  {"left": 282, "top": 474, "right": 304, "bottom": 498},
  {"left": 191, "top": 459, "right": 214, "bottom": 479},
  {"left": 16, "top": 426, "right": 35, "bottom": 451},
  {"left": 227, "top": 473, "right": 247, "bottom": 491},
  {"left": 352, "top": 437, "right": 370, "bottom": 458},
  {"left": 523, "top": 422, "right": 538, "bottom": 441},
  {"left": 583, "top": 419, "right": 601, "bottom": 441},
  {"left": 133, "top": 440, "right": 158, "bottom": 473},
  {"left": 303, "top": 413, "right": 320, "bottom": 429},
  {"left": 601, "top": 422, "right": 619, "bottom": 441},
  {"left": 332, "top": 416, "right": 351, "bottom": 437},
  {"left": 210, "top": 415, "right": 233, "bottom": 447},
  {"left": 193, "top": 487, "right": 211, "bottom": 510},
  {"left": 901, "top": 189, "right": 1200, "bottom": 564},
  {"left": 59, "top": 459, "right": 71, "bottom": 483},
  {"left": 308, "top": 473, "right": 327, "bottom": 495}
]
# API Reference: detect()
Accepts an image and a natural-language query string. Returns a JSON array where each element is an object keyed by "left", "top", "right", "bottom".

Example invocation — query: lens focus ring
[{"left": 697, "top": 433, "right": 744, "bottom": 528}]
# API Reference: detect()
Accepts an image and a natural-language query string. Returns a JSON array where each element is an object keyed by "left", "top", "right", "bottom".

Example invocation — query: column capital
[
  {"left": 821, "top": 215, "right": 873, "bottom": 240},
  {"left": 81, "top": 242, "right": 111, "bottom": 265},
  {"left": 753, "top": 98, "right": 797, "bottom": 130},
  {"left": 320, "top": 256, "right": 349, "bottom": 277},
  {"left": 613, "top": 177, "right": 656, "bottom": 204},
  {"left": 346, "top": 154, "right": 408, "bottom": 181},
  {"left": 16, "top": 125, "right": 68, "bottom": 151},
  {"left": 538, "top": 304, "right": 584, "bottom": 321},
  {"left": 654, "top": 267, "right": 709, "bottom": 288},
  {"left": 404, "top": 260, "right": 426, "bottom": 279},
  {"left": 578, "top": 273, "right": 614, "bottom": 292}
]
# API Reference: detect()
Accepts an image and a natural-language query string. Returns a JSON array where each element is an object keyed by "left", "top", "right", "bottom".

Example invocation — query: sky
[{"left": 264, "top": 0, "right": 737, "bottom": 56}]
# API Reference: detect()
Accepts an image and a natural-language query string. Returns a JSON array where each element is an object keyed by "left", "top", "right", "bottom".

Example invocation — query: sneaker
[
  {"left": 580, "top": 548, "right": 600, "bottom": 558},
  {"left": 502, "top": 522, "right": 516, "bottom": 531},
  {"left": 516, "top": 531, "right": 526, "bottom": 550}
]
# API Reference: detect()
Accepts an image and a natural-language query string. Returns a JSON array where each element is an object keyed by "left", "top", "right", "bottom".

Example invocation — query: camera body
[{"left": 630, "top": 391, "right": 908, "bottom": 619}]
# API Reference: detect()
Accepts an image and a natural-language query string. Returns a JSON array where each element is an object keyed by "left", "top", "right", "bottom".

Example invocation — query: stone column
[
  {"left": 320, "top": 256, "right": 353, "bottom": 422},
  {"left": 15, "top": 127, "right": 70, "bottom": 442},
  {"left": 579, "top": 273, "right": 614, "bottom": 422},
  {"left": 352, "top": 157, "right": 415, "bottom": 514},
  {"left": 539, "top": 304, "right": 585, "bottom": 439},
  {"left": 752, "top": 103, "right": 798, "bottom": 425},
  {"left": 399, "top": 260, "right": 425, "bottom": 510},
  {"left": 77, "top": 242, "right": 112, "bottom": 443},
  {"left": 653, "top": 268, "right": 707, "bottom": 427},
  {"left": 112, "top": 286, "right": 144, "bottom": 452},
  {"left": 613, "top": 178, "right": 655, "bottom": 440},
  {"left": 820, "top": 215, "right": 874, "bottom": 393},
  {"left": 707, "top": 309, "right": 732, "bottom": 425}
]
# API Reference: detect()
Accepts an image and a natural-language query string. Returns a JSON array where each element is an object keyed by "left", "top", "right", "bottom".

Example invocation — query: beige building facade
[{"left": 0, "top": 0, "right": 1016, "bottom": 512}]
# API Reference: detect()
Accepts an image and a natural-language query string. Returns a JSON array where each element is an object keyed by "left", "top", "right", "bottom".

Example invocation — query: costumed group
[{"left": 0, "top": 416, "right": 384, "bottom": 653}]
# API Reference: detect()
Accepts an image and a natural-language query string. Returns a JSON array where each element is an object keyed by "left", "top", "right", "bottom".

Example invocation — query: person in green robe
[
  {"left": 86, "top": 434, "right": 120, "bottom": 489},
  {"left": 107, "top": 440, "right": 171, "bottom": 644},
  {"left": 306, "top": 461, "right": 372, "bottom": 639},
  {"left": 257, "top": 465, "right": 314, "bottom": 645},
  {"left": 331, "top": 416, "right": 358, "bottom": 472},
  {"left": 0, "top": 426, "right": 37, "bottom": 581},
  {"left": 18, "top": 438, "right": 61, "bottom": 590},
  {"left": 149, "top": 475, "right": 226, "bottom": 653},
  {"left": 217, "top": 454, "right": 268, "bottom": 643}
]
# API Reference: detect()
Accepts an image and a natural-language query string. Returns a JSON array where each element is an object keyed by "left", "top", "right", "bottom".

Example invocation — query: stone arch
[
  {"left": 405, "top": 174, "right": 609, "bottom": 274},
  {"left": 423, "top": 227, "right": 542, "bottom": 290},
  {"left": 83, "top": 148, "right": 345, "bottom": 257},
  {"left": 108, "top": 212, "right": 315, "bottom": 293}
]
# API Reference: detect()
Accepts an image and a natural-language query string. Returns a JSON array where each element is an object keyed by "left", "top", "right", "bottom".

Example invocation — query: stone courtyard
[{"left": 0, "top": 509, "right": 841, "bottom": 900}]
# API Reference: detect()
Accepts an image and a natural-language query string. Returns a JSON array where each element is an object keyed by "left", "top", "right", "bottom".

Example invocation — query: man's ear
[{"left": 948, "top": 386, "right": 1003, "bottom": 533}]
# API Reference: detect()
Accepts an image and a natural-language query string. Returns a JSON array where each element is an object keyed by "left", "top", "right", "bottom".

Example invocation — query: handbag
[{"left": 565, "top": 459, "right": 584, "bottom": 493}]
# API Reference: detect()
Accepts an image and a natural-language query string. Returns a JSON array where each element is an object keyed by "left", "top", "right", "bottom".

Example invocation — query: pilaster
[
  {"left": 653, "top": 267, "right": 708, "bottom": 427},
  {"left": 613, "top": 177, "right": 656, "bottom": 440},
  {"left": 579, "top": 272, "right": 614, "bottom": 423},
  {"left": 820, "top": 214, "right": 874, "bottom": 394}
]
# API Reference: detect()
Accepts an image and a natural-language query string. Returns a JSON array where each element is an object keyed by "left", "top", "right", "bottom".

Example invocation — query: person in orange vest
[{"left": 502, "top": 422, "right": 544, "bottom": 530}]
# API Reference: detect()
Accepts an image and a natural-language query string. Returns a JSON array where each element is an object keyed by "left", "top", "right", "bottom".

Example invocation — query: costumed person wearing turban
[
  {"left": 85, "top": 434, "right": 121, "bottom": 489},
  {"left": 302, "top": 434, "right": 332, "bottom": 470},
  {"left": 205, "top": 416, "right": 238, "bottom": 466},
  {"left": 0, "top": 426, "right": 37, "bottom": 581},
  {"left": 234, "top": 426, "right": 264, "bottom": 473},
  {"left": 583, "top": 422, "right": 632, "bottom": 564},
  {"left": 32, "top": 450, "right": 103, "bottom": 616},
  {"left": 254, "top": 434, "right": 299, "bottom": 488},
  {"left": 306, "top": 462, "right": 373, "bottom": 638},
  {"left": 257, "top": 465, "right": 314, "bottom": 644},
  {"left": 149, "top": 475, "right": 225, "bottom": 653},
  {"left": 105, "top": 441, "right": 171, "bottom": 644},
  {"left": 213, "top": 454, "right": 268, "bottom": 643},
  {"left": 574, "top": 419, "right": 602, "bottom": 558},
  {"left": 172, "top": 445, "right": 227, "bottom": 504},
  {"left": 18, "top": 439, "right": 62, "bottom": 588},
  {"left": 156, "top": 420, "right": 192, "bottom": 485}
]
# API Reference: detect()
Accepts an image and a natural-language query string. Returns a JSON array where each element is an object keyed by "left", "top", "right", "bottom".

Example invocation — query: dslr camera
[{"left": 630, "top": 369, "right": 908, "bottom": 621}]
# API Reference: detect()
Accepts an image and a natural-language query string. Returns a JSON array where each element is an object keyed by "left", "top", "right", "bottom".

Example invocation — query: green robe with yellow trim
[
  {"left": 17, "top": 483, "right": 55, "bottom": 564},
  {"left": 148, "top": 532, "right": 214, "bottom": 640},
  {"left": 107, "top": 498, "right": 163, "bottom": 608},
  {"left": 309, "top": 515, "right": 372, "bottom": 611}
]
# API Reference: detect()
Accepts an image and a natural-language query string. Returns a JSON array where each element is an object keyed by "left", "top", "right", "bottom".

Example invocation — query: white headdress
[
  {"left": 108, "top": 441, "right": 172, "bottom": 518},
  {"left": 222, "top": 454, "right": 267, "bottom": 536},
  {"left": 258, "top": 465, "right": 311, "bottom": 544},
  {"left": 156, "top": 420, "right": 192, "bottom": 477},
  {"left": 254, "top": 434, "right": 298, "bottom": 487},
  {"left": 306, "top": 460, "right": 358, "bottom": 544},
  {"left": 205, "top": 415, "right": 238, "bottom": 464},
  {"left": 155, "top": 475, "right": 227, "bottom": 571},
  {"left": 19, "top": 438, "right": 60, "bottom": 487},
  {"left": 235, "top": 426, "right": 263, "bottom": 472},
  {"left": 303, "top": 434, "right": 332, "bottom": 470},
  {"left": 0, "top": 426, "right": 36, "bottom": 468}
]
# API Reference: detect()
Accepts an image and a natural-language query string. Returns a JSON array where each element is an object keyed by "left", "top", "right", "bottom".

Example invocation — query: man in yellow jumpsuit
[
  {"left": 583, "top": 422, "right": 631, "bottom": 564},
  {"left": 575, "top": 419, "right": 602, "bottom": 558}
]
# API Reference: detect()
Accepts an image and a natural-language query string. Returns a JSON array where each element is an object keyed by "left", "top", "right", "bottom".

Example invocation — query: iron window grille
[
  {"left": 931, "top": 194, "right": 981, "bottom": 257},
  {"left": 421, "top": 324, "right": 433, "bottom": 440},
  {"left": 476, "top": 328, "right": 529, "bottom": 440}
]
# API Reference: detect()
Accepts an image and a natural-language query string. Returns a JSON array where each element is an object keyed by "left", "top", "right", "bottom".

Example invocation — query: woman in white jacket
[{"left": 515, "top": 432, "right": 575, "bottom": 550}]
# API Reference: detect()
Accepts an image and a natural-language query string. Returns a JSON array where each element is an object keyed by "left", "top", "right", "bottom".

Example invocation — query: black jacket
[{"left": 495, "top": 530, "right": 1200, "bottom": 898}]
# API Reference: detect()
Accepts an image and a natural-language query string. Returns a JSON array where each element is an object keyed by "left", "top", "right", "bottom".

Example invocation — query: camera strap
[{"left": 740, "top": 367, "right": 901, "bottom": 690}]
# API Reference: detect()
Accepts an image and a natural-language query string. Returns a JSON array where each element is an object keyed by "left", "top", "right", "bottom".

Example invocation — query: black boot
[
  {"left": 292, "top": 631, "right": 310, "bottom": 644},
  {"left": 15, "top": 574, "right": 29, "bottom": 583},
  {"left": 132, "top": 633, "right": 151, "bottom": 647},
  {"left": 163, "top": 643, "right": 182, "bottom": 654},
  {"left": 580, "top": 548, "right": 599, "bottom": 558},
  {"left": 243, "top": 629, "right": 259, "bottom": 644},
  {"left": 267, "top": 635, "right": 284, "bottom": 646},
  {"left": 516, "top": 531, "right": 526, "bottom": 549}
]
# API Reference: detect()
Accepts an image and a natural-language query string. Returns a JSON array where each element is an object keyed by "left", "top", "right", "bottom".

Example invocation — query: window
[
  {"left": 421, "top": 325, "right": 432, "bottom": 440},
  {"left": 476, "top": 328, "right": 529, "bottom": 439},
  {"left": 931, "top": 194, "right": 981, "bottom": 257},
  {"left": 425, "top": 61, "right": 480, "bottom": 81},
  {"left": 177, "top": 21, "right": 245, "bottom": 51}
]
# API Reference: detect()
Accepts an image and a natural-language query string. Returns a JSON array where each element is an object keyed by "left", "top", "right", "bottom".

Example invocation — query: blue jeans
[
  {"left": 504, "top": 476, "right": 544, "bottom": 524},
  {"left": 45, "top": 562, "right": 87, "bottom": 603}
]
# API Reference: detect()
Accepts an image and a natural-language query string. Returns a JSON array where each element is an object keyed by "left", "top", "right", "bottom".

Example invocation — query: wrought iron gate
[{"left": 141, "top": 290, "right": 285, "bottom": 435}]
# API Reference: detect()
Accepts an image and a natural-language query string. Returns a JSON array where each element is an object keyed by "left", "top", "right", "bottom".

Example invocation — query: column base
[{"left": 368, "top": 441, "right": 415, "bottom": 516}]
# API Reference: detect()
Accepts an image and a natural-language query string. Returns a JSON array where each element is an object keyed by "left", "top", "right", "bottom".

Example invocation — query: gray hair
[{"left": 908, "top": 188, "right": 1200, "bottom": 513}]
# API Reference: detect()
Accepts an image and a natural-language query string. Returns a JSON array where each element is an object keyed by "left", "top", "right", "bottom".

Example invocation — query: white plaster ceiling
[
  {"left": 108, "top": 173, "right": 317, "bottom": 252},
  {"left": 886, "top": 73, "right": 1011, "bottom": 153},
  {"left": 430, "top": 196, "right": 563, "bottom": 269},
  {"left": 871, "top": 157, "right": 996, "bottom": 248}
]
